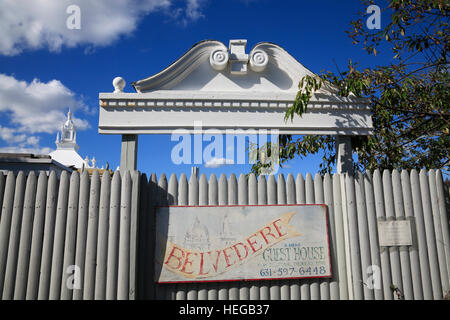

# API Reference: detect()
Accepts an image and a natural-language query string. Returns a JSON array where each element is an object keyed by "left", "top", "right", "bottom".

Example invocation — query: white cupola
[
  {"left": 56, "top": 110, "right": 79, "bottom": 151},
  {"left": 49, "top": 109, "right": 84, "bottom": 168}
]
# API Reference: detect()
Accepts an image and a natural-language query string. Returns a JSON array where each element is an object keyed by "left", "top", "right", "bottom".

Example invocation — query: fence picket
[
  {"left": 286, "top": 174, "right": 300, "bottom": 300},
  {"left": 175, "top": 173, "right": 187, "bottom": 301},
  {"left": 147, "top": 173, "right": 158, "bottom": 300},
  {"left": 117, "top": 171, "right": 132, "bottom": 299},
  {"left": 401, "top": 170, "right": 423, "bottom": 299},
  {"left": 61, "top": 172, "right": 80, "bottom": 300},
  {"left": 49, "top": 171, "right": 69, "bottom": 300},
  {"left": 95, "top": 171, "right": 111, "bottom": 299},
  {"left": 364, "top": 172, "right": 383, "bottom": 300},
  {"left": 187, "top": 173, "right": 199, "bottom": 301},
  {"left": 315, "top": 173, "right": 330, "bottom": 300},
  {"left": 165, "top": 173, "right": 178, "bottom": 301},
  {"left": 14, "top": 171, "right": 37, "bottom": 299},
  {"left": 137, "top": 173, "right": 148, "bottom": 300},
  {"left": 296, "top": 174, "right": 309, "bottom": 300},
  {"left": 278, "top": 174, "right": 290, "bottom": 301},
  {"left": 38, "top": 171, "right": 58, "bottom": 300},
  {"left": 345, "top": 173, "right": 363, "bottom": 300},
  {"left": 238, "top": 173, "right": 249, "bottom": 300},
  {"left": 428, "top": 170, "right": 450, "bottom": 295},
  {"left": 0, "top": 172, "right": 16, "bottom": 298},
  {"left": 2, "top": 172, "right": 26, "bottom": 299},
  {"left": 258, "top": 175, "right": 269, "bottom": 300},
  {"left": 83, "top": 171, "right": 100, "bottom": 300},
  {"left": 26, "top": 172, "right": 48, "bottom": 300},
  {"left": 247, "top": 173, "right": 260, "bottom": 300},
  {"left": 355, "top": 171, "right": 373, "bottom": 300},
  {"left": 267, "top": 174, "right": 280, "bottom": 300},
  {"left": 392, "top": 170, "right": 413, "bottom": 300},
  {"left": 198, "top": 173, "right": 209, "bottom": 301},
  {"left": 435, "top": 170, "right": 450, "bottom": 284},
  {"left": 419, "top": 169, "right": 442, "bottom": 299},
  {"left": 218, "top": 174, "right": 228, "bottom": 300},
  {"left": 306, "top": 173, "right": 320, "bottom": 300},
  {"left": 207, "top": 174, "right": 218, "bottom": 301},
  {"left": 106, "top": 171, "right": 121, "bottom": 300},
  {"left": 324, "top": 174, "right": 337, "bottom": 300}
]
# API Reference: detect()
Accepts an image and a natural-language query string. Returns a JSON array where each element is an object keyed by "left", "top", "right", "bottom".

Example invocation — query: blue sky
[{"left": 0, "top": 0, "right": 392, "bottom": 178}]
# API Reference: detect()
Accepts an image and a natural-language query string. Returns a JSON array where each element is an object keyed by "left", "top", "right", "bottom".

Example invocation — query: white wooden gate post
[
  {"left": 120, "top": 134, "right": 138, "bottom": 172},
  {"left": 336, "top": 136, "right": 353, "bottom": 174}
]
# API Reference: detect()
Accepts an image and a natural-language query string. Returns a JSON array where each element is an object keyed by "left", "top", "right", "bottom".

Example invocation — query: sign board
[
  {"left": 154, "top": 204, "right": 331, "bottom": 283},
  {"left": 378, "top": 220, "right": 413, "bottom": 247}
]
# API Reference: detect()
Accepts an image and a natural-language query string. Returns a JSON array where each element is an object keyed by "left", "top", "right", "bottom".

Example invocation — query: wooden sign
[
  {"left": 154, "top": 204, "right": 332, "bottom": 283},
  {"left": 378, "top": 220, "right": 413, "bottom": 247}
]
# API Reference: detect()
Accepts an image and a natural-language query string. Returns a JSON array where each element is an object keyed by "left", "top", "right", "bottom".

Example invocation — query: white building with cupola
[{"left": 49, "top": 110, "right": 98, "bottom": 170}]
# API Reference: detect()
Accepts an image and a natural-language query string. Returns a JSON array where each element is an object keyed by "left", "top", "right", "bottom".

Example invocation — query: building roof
[
  {"left": 49, "top": 148, "right": 85, "bottom": 168},
  {"left": 0, "top": 153, "right": 73, "bottom": 172},
  {"left": 49, "top": 110, "right": 84, "bottom": 169}
]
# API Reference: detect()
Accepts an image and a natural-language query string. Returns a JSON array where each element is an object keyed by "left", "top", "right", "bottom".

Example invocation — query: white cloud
[
  {"left": 0, "top": 125, "right": 51, "bottom": 154},
  {"left": 0, "top": 145, "right": 53, "bottom": 155},
  {"left": 167, "top": 0, "right": 207, "bottom": 26},
  {"left": 185, "top": 0, "right": 205, "bottom": 21},
  {"left": 0, "top": 0, "right": 207, "bottom": 56},
  {"left": 0, "top": 126, "right": 27, "bottom": 144},
  {"left": 0, "top": 74, "right": 89, "bottom": 133},
  {"left": 204, "top": 157, "right": 234, "bottom": 168},
  {"left": 0, "top": 73, "right": 89, "bottom": 154}
]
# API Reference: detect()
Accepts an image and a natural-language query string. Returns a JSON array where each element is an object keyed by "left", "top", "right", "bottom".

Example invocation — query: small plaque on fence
[
  {"left": 154, "top": 204, "right": 332, "bottom": 283},
  {"left": 378, "top": 220, "right": 413, "bottom": 247}
]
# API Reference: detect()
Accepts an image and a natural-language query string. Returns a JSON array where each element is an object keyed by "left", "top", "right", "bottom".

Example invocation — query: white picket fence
[
  {"left": 142, "top": 169, "right": 450, "bottom": 300},
  {"left": 0, "top": 169, "right": 449, "bottom": 300}
]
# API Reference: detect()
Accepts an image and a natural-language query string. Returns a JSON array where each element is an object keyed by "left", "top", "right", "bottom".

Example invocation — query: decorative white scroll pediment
[
  {"left": 99, "top": 39, "right": 372, "bottom": 135},
  {"left": 131, "top": 40, "right": 321, "bottom": 94}
]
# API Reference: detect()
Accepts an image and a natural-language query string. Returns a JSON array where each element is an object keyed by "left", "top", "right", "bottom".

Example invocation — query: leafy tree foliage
[{"left": 251, "top": 0, "right": 449, "bottom": 175}]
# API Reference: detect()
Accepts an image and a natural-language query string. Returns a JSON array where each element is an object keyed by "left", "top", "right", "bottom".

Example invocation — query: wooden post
[
  {"left": 120, "top": 134, "right": 138, "bottom": 172},
  {"left": 336, "top": 135, "right": 353, "bottom": 174}
]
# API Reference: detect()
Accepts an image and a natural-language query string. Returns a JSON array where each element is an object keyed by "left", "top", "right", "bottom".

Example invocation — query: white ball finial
[{"left": 113, "top": 77, "right": 126, "bottom": 93}]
